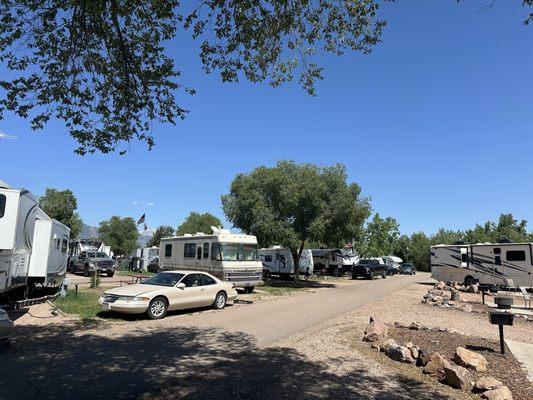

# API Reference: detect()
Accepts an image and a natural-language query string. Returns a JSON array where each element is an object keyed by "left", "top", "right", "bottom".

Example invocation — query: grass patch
[
  {"left": 116, "top": 270, "right": 155, "bottom": 277},
  {"left": 53, "top": 287, "right": 107, "bottom": 322}
]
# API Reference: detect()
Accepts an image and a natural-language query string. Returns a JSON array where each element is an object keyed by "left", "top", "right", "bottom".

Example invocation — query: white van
[{"left": 159, "top": 228, "right": 263, "bottom": 293}]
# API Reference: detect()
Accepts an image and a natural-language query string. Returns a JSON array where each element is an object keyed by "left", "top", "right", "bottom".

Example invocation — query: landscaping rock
[
  {"left": 409, "top": 321, "right": 427, "bottom": 331},
  {"left": 410, "top": 346, "right": 420, "bottom": 360},
  {"left": 481, "top": 386, "right": 513, "bottom": 400},
  {"left": 451, "top": 289, "right": 461, "bottom": 301},
  {"left": 435, "top": 281, "right": 446, "bottom": 290},
  {"left": 379, "top": 338, "right": 397, "bottom": 353},
  {"left": 443, "top": 364, "right": 473, "bottom": 391},
  {"left": 363, "top": 316, "right": 388, "bottom": 342},
  {"left": 423, "top": 352, "right": 450, "bottom": 379},
  {"left": 475, "top": 377, "right": 503, "bottom": 392},
  {"left": 467, "top": 284, "right": 479, "bottom": 293},
  {"left": 454, "top": 347, "right": 488, "bottom": 372},
  {"left": 394, "top": 321, "right": 408, "bottom": 329},
  {"left": 418, "top": 347, "right": 432, "bottom": 366},
  {"left": 386, "top": 345, "right": 415, "bottom": 363}
]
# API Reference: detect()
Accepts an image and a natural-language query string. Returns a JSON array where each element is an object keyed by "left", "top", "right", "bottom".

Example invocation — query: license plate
[{"left": 102, "top": 303, "right": 110, "bottom": 311}]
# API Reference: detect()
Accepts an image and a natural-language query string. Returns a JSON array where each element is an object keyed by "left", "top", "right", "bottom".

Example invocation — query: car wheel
[
  {"left": 382, "top": 271, "right": 387, "bottom": 279},
  {"left": 147, "top": 297, "right": 168, "bottom": 320},
  {"left": 106, "top": 271, "right": 114, "bottom": 278},
  {"left": 368, "top": 271, "right": 374, "bottom": 280},
  {"left": 213, "top": 291, "right": 227, "bottom": 310}
]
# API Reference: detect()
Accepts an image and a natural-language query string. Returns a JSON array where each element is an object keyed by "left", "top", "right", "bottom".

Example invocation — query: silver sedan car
[{"left": 0, "top": 309, "right": 14, "bottom": 341}]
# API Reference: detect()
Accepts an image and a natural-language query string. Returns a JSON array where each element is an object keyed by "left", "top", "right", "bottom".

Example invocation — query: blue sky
[{"left": 0, "top": 1, "right": 532, "bottom": 235}]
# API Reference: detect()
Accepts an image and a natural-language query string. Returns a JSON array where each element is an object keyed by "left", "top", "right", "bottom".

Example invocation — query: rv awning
[{"left": 312, "top": 249, "right": 342, "bottom": 257}]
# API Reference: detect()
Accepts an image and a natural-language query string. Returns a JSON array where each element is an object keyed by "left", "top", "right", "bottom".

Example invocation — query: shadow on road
[{"left": 0, "top": 322, "right": 452, "bottom": 400}]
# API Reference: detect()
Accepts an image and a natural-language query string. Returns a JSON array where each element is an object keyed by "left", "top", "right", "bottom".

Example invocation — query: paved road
[
  {"left": 171, "top": 273, "right": 425, "bottom": 347},
  {"left": 0, "top": 273, "right": 429, "bottom": 400}
]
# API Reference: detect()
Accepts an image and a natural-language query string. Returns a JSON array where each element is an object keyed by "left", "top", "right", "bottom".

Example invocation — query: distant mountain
[
  {"left": 77, "top": 223, "right": 154, "bottom": 249},
  {"left": 78, "top": 223, "right": 99, "bottom": 239}
]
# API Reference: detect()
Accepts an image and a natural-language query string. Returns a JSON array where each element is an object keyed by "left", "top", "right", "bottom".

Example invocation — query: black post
[
  {"left": 499, "top": 323, "right": 505, "bottom": 354},
  {"left": 75, "top": 284, "right": 79, "bottom": 298},
  {"left": 482, "top": 290, "right": 485, "bottom": 305}
]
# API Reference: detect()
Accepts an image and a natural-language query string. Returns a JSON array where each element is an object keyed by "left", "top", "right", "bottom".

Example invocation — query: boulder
[
  {"left": 432, "top": 289, "right": 445, "bottom": 297},
  {"left": 363, "top": 316, "right": 388, "bottom": 342},
  {"left": 410, "top": 346, "right": 420, "bottom": 360},
  {"left": 379, "top": 338, "right": 397, "bottom": 353},
  {"left": 409, "top": 321, "right": 427, "bottom": 331},
  {"left": 386, "top": 345, "right": 416, "bottom": 363},
  {"left": 454, "top": 347, "right": 488, "bottom": 372},
  {"left": 467, "top": 284, "right": 479, "bottom": 293},
  {"left": 481, "top": 386, "right": 513, "bottom": 400},
  {"left": 418, "top": 348, "right": 432, "bottom": 366},
  {"left": 451, "top": 289, "right": 461, "bottom": 301},
  {"left": 435, "top": 281, "right": 446, "bottom": 290},
  {"left": 405, "top": 341, "right": 414, "bottom": 348},
  {"left": 423, "top": 352, "right": 450, "bottom": 379},
  {"left": 475, "top": 377, "right": 503, "bottom": 392},
  {"left": 443, "top": 364, "right": 473, "bottom": 391}
]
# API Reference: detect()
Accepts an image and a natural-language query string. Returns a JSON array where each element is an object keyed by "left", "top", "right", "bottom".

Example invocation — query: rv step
[{"left": 2, "top": 293, "right": 60, "bottom": 310}]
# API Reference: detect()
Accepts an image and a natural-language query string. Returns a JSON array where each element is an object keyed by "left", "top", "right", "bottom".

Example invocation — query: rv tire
[
  {"left": 213, "top": 291, "right": 227, "bottom": 310},
  {"left": 106, "top": 271, "right": 114, "bottom": 278}
]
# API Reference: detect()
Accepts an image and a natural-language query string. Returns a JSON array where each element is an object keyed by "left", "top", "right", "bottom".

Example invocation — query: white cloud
[
  {"left": 132, "top": 200, "right": 140, "bottom": 205},
  {"left": 147, "top": 202, "right": 155, "bottom": 206},
  {"left": 0, "top": 130, "right": 17, "bottom": 140}
]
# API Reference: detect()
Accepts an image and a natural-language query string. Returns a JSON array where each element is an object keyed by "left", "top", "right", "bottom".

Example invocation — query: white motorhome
[
  {"left": 159, "top": 227, "right": 263, "bottom": 292},
  {"left": 431, "top": 243, "right": 533, "bottom": 288},
  {"left": 0, "top": 181, "right": 38, "bottom": 298},
  {"left": 382, "top": 255, "right": 403, "bottom": 271},
  {"left": 28, "top": 209, "right": 70, "bottom": 290},
  {"left": 130, "top": 246, "right": 159, "bottom": 271},
  {"left": 259, "top": 247, "right": 314, "bottom": 277}
]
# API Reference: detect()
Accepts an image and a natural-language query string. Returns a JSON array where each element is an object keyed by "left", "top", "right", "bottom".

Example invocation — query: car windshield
[
  {"left": 142, "top": 272, "right": 184, "bottom": 287},
  {"left": 359, "top": 259, "right": 379, "bottom": 266},
  {"left": 215, "top": 243, "right": 259, "bottom": 261},
  {"left": 88, "top": 252, "right": 108, "bottom": 258}
]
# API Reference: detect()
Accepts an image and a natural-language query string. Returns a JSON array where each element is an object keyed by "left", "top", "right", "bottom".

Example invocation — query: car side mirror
[{"left": 176, "top": 283, "right": 186, "bottom": 289}]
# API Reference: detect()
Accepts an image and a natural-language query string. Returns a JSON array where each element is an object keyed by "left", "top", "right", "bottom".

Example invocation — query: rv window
[
  {"left": 184, "top": 243, "right": 196, "bottom": 258},
  {"left": 506, "top": 250, "right": 526, "bottom": 262},
  {"left": 203, "top": 243, "right": 209, "bottom": 259},
  {"left": 461, "top": 253, "right": 467, "bottom": 263},
  {"left": 197, "top": 246, "right": 202, "bottom": 260},
  {"left": 0, "top": 194, "right": 5, "bottom": 218},
  {"left": 264, "top": 255, "right": 272, "bottom": 262},
  {"left": 62, "top": 239, "right": 68, "bottom": 253},
  {"left": 164, "top": 244, "right": 172, "bottom": 257},
  {"left": 56, "top": 239, "right": 60, "bottom": 250}
]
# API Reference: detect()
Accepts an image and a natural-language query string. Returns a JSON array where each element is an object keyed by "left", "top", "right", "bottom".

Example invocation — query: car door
[
  {"left": 177, "top": 273, "right": 206, "bottom": 309},
  {"left": 199, "top": 273, "right": 219, "bottom": 306}
]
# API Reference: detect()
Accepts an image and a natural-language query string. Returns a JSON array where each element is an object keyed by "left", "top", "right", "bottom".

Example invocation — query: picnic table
[{"left": 130, "top": 274, "right": 151, "bottom": 284}]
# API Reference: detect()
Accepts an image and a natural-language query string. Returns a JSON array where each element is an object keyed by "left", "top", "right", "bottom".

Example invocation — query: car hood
[{"left": 104, "top": 284, "right": 164, "bottom": 297}]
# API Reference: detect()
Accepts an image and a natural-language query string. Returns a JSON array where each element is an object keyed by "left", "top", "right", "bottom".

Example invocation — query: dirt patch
[{"left": 387, "top": 327, "right": 533, "bottom": 400}]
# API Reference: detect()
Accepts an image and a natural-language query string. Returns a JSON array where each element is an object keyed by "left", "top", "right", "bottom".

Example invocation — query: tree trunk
[{"left": 292, "top": 241, "right": 306, "bottom": 284}]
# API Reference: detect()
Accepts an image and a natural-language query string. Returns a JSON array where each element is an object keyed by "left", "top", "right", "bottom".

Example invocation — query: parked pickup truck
[
  {"left": 352, "top": 258, "right": 388, "bottom": 280},
  {"left": 70, "top": 251, "right": 115, "bottom": 277}
]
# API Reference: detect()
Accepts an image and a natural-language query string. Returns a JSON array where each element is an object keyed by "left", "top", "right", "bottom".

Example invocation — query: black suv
[{"left": 352, "top": 259, "right": 388, "bottom": 280}]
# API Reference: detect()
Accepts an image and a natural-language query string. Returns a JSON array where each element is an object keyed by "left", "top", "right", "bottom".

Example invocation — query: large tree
[
  {"left": 176, "top": 212, "right": 222, "bottom": 236},
  {"left": 360, "top": 213, "right": 400, "bottom": 257},
  {"left": 147, "top": 225, "right": 175, "bottom": 247},
  {"left": 0, "top": 1, "right": 386, "bottom": 154},
  {"left": 222, "top": 161, "right": 371, "bottom": 281},
  {"left": 38, "top": 188, "right": 83, "bottom": 238},
  {"left": 98, "top": 216, "right": 138, "bottom": 256}
]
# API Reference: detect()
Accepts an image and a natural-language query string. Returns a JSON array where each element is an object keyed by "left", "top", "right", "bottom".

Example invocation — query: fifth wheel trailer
[
  {"left": 0, "top": 181, "right": 38, "bottom": 300},
  {"left": 431, "top": 243, "right": 533, "bottom": 288},
  {"left": 27, "top": 209, "right": 70, "bottom": 291},
  {"left": 259, "top": 247, "right": 314, "bottom": 277}
]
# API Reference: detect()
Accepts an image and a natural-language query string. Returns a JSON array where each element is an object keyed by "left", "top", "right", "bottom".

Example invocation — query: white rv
[
  {"left": 312, "top": 248, "right": 358, "bottom": 275},
  {"left": 431, "top": 243, "right": 533, "bottom": 288},
  {"left": 259, "top": 247, "right": 314, "bottom": 277},
  {"left": 382, "top": 255, "right": 403, "bottom": 271},
  {"left": 159, "top": 227, "right": 263, "bottom": 292},
  {"left": 27, "top": 208, "right": 70, "bottom": 290},
  {"left": 0, "top": 181, "right": 38, "bottom": 298}
]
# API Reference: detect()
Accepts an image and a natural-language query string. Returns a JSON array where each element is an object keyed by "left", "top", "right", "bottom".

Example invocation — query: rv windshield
[
  {"left": 215, "top": 243, "right": 259, "bottom": 262},
  {"left": 88, "top": 252, "right": 108, "bottom": 258}
]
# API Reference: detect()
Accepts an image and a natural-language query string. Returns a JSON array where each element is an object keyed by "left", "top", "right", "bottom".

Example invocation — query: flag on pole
[{"left": 137, "top": 214, "right": 145, "bottom": 225}]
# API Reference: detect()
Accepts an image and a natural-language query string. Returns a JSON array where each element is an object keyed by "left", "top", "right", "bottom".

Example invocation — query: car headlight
[{"left": 118, "top": 296, "right": 150, "bottom": 301}]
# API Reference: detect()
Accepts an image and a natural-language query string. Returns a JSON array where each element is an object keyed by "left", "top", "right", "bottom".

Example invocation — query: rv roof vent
[
  {"left": 183, "top": 234, "right": 193, "bottom": 237},
  {"left": 195, "top": 232, "right": 205, "bottom": 236},
  {"left": 271, "top": 245, "right": 282, "bottom": 249}
]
